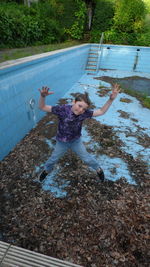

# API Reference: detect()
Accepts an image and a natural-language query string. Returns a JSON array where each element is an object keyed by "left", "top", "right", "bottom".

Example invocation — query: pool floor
[
  {"left": 1, "top": 70, "right": 150, "bottom": 266},
  {"left": 31, "top": 70, "right": 150, "bottom": 197},
  {"left": 1, "top": 69, "right": 150, "bottom": 198},
  {"left": 98, "top": 75, "right": 150, "bottom": 96}
]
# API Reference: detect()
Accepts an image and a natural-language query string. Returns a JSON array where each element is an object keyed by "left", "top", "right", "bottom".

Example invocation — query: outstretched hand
[
  {"left": 110, "top": 83, "right": 121, "bottom": 100},
  {"left": 39, "top": 86, "right": 54, "bottom": 97}
]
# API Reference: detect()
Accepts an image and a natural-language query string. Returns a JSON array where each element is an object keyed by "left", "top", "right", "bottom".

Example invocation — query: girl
[{"left": 38, "top": 84, "right": 120, "bottom": 182}]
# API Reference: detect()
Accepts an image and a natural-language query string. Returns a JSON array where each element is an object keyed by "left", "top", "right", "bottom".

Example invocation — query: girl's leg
[
  {"left": 71, "top": 138, "right": 100, "bottom": 171},
  {"left": 44, "top": 141, "right": 68, "bottom": 173}
]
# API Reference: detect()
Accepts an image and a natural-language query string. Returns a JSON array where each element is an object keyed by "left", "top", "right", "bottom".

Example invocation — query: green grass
[
  {"left": 122, "top": 87, "right": 150, "bottom": 109},
  {"left": 0, "top": 40, "right": 83, "bottom": 63}
]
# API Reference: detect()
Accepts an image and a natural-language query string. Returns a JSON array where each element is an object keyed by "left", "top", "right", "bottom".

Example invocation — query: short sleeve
[
  {"left": 83, "top": 109, "right": 93, "bottom": 119},
  {"left": 51, "top": 105, "right": 66, "bottom": 117}
]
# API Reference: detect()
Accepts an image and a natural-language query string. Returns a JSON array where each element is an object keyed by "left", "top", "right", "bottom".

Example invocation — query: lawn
[{"left": 0, "top": 40, "right": 82, "bottom": 63}]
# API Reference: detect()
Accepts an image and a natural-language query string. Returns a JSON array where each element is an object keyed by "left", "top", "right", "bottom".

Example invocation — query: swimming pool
[
  {"left": 0, "top": 44, "right": 89, "bottom": 160},
  {"left": 0, "top": 43, "right": 150, "bottom": 166}
]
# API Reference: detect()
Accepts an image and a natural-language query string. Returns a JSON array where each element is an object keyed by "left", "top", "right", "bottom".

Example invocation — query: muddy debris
[
  {"left": 117, "top": 110, "right": 130, "bottom": 119},
  {"left": 0, "top": 107, "right": 150, "bottom": 267},
  {"left": 95, "top": 75, "right": 150, "bottom": 96},
  {"left": 97, "top": 88, "right": 111, "bottom": 97},
  {"left": 120, "top": 97, "right": 133, "bottom": 103}
]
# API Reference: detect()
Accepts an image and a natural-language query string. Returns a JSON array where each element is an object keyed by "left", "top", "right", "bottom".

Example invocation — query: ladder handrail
[{"left": 96, "top": 32, "right": 104, "bottom": 73}]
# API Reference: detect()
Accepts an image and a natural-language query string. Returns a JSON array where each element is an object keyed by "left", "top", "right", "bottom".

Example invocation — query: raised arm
[
  {"left": 92, "top": 83, "right": 121, "bottom": 117},
  {"left": 38, "top": 86, "right": 54, "bottom": 112}
]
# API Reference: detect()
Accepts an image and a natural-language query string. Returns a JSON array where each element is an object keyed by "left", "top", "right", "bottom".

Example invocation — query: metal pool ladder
[
  {"left": 86, "top": 32, "right": 104, "bottom": 75},
  {"left": 0, "top": 241, "right": 83, "bottom": 267}
]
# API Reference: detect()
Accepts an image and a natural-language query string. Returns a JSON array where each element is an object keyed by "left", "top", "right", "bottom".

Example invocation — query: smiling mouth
[{"left": 74, "top": 111, "right": 81, "bottom": 115}]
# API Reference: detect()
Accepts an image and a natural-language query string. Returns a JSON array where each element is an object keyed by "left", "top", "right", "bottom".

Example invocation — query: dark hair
[{"left": 74, "top": 92, "right": 91, "bottom": 106}]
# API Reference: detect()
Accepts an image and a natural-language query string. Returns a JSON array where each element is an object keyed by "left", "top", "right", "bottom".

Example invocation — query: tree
[
  {"left": 58, "top": 0, "right": 87, "bottom": 40},
  {"left": 92, "top": 0, "right": 115, "bottom": 32},
  {"left": 24, "top": 0, "right": 39, "bottom": 8},
  {"left": 143, "top": 0, "right": 150, "bottom": 12},
  {"left": 113, "top": 0, "right": 146, "bottom": 34}
]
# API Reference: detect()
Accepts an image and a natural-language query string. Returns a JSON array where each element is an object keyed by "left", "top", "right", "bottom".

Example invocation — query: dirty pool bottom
[
  {"left": 0, "top": 72, "right": 149, "bottom": 266},
  {"left": 98, "top": 75, "right": 150, "bottom": 96},
  {"left": 32, "top": 72, "right": 150, "bottom": 198}
]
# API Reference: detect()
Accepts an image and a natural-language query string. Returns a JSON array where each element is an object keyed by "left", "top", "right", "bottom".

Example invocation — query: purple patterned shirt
[{"left": 52, "top": 104, "right": 93, "bottom": 142}]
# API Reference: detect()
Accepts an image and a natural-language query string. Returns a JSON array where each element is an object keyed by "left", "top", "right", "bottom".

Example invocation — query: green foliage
[
  {"left": 33, "top": 0, "right": 64, "bottom": 20},
  {"left": 57, "top": 0, "right": 79, "bottom": 28},
  {"left": 104, "top": 28, "right": 150, "bottom": 47},
  {"left": 0, "top": 3, "right": 42, "bottom": 47},
  {"left": 0, "top": 0, "right": 87, "bottom": 48},
  {"left": 104, "top": 29, "right": 136, "bottom": 45},
  {"left": 92, "top": 0, "right": 115, "bottom": 31},
  {"left": 64, "top": 0, "right": 87, "bottom": 40},
  {"left": 135, "top": 30, "right": 150, "bottom": 46},
  {"left": 143, "top": 0, "right": 150, "bottom": 12},
  {"left": 123, "top": 87, "right": 150, "bottom": 109},
  {"left": 0, "top": 1, "right": 66, "bottom": 48},
  {"left": 1, "top": 0, "right": 150, "bottom": 48},
  {"left": 90, "top": 30, "right": 102, "bottom": 43},
  {"left": 40, "top": 18, "right": 64, "bottom": 44},
  {"left": 143, "top": 97, "right": 150, "bottom": 109},
  {"left": 113, "top": 0, "right": 146, "bottom": 33},
  {"left": 101, "top": 0, "right": 148, "bottom": 46},
  {"left": 31, "top": 0, "right": 65, "bottom": 44},
  {"left": 20, "top": 16, "right": 42, "bottom": 46},
  {"left": 90, "top": 0, "right": 115, "bottom": 43}
]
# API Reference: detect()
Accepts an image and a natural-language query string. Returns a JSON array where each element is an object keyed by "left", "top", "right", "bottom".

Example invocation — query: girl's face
[{"left": 71, "top": 100, "right": 89, "bottom": 115}]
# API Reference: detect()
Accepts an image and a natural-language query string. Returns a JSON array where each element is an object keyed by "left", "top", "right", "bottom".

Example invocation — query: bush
[
  {"left": 90, "top": 30, "right": 103, "bottom": 43},
  {"left": 104, "top": 29, "right": 136, "bottom": 45},
  {"left": 113, "top": 0, "right": 146, "bottom": 34},
  {"left": 39, "top": 18, "right": 65, "bottom": 44},
  {"left": 32, "top": 0, "right": 67, "bottom": 44},
  {"left": 0, "top": 1, "right": 67, "bottom": 48},
  {"left": 92, "top": 0, "right": 115, "bottom": 32},
  {"left": 103, "top": 29, "right": 150, "bottom": 47},
  {"left": 21, "top": 16, "right": 42, "bottom": 46},
  {"left": 90, "top": 0, "right": 115, "bottom": 44},
  {"left": 64, "top": 0, "right": 87, "bottom": 40},
  {"left": 135, "top": 31, "right": 150, "bottom": 46},
  {"left": 0, "top": 3, "right": 42, "bottom": 47},
  {"left": 57, "top": 0, "right": 80, "bottom": 28}
]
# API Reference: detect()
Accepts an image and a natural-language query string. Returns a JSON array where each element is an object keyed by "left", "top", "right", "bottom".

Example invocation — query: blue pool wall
[
  {"left": 1, "top": 43, "right": 150, "bottom": 160},
  {"left": 0, "top": 44, "right": 89, "bottom": 160},
  {"left": 98, "top": 44, "right": 150, "bottom": 73}
]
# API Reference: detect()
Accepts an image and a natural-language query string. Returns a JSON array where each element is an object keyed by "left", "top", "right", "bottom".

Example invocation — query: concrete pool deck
[{"left": 0, "top": 44, "right": 85, "bottom": 70}]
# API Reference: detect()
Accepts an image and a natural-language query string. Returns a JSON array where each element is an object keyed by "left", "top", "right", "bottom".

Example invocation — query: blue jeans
[{"left": 44, "top": 138, "right": 100, "bottom": 173}]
